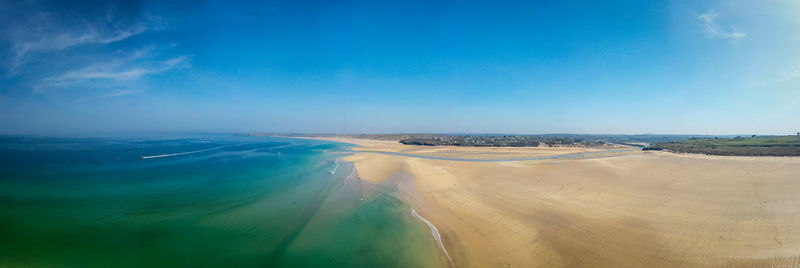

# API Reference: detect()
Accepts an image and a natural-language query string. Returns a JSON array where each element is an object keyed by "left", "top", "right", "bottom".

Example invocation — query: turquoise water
[{"left": 0, "top": 135, "right": 445, "bottom": 267}]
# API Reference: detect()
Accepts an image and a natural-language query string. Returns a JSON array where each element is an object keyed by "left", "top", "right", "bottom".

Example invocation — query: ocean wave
[
  {"left": 329, "top": 159, "right": 339, "bottom": 175},
  {"left": 411, "top": 208, "right": 454, "bottom": 267}
]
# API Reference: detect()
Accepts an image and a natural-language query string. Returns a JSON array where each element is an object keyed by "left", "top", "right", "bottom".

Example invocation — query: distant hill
[{"left": 644, "top": 136, "right": 800, "bottom": 156}]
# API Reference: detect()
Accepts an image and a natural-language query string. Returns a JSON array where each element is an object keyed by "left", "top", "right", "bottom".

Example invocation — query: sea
[{"left": 0, "top": 135, "right": 446, "bottom": 267}]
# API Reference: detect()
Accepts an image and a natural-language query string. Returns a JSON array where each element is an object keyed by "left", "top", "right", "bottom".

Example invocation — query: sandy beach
[{"left": 311, "top": 137, "right": 800, "bottom": 267}]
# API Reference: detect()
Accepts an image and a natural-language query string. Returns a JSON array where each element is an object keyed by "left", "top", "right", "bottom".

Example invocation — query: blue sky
[{"left": 1, "top": 0, "right": 798, "bottom": 135}]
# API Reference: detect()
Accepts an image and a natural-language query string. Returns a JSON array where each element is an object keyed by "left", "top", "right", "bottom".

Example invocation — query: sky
[{"left": 1, "top": 0, "right": 799, "bottom": 135}]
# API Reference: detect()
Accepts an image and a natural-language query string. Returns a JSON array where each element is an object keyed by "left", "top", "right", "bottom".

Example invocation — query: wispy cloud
[
  {"left": 6, "top": 23, "right": 153, "bottom": 76},
  {"left": 14, "top": 23, "right": 147, "bottom": 55},
  {"left": 75, "top": 89, "right": 137, "bottom": 103},
  {"left": 776, "top": 67, "right": 800, "bottom": 84},
  {"left": 46, "top": 55, "right": 190, "bottom": 88},
  {"left": 698, "top": 11, "right": 746, "bottom": 40},
  {"left": 744, "top": 65, "right": 800, "bottom": 89},
  {"left": 0, "top": 1, "right": 190, "bottom": 96},
  {"left": 1, "top": 2, "right": 167, "bottom": 76}
]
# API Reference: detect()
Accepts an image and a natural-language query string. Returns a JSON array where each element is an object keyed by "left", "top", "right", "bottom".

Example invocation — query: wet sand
[
  {"left": 317, "top": 137, "right": 623, "bottom": 161},
  {"left": 310, "top": 137, "right": 800, "bottom": 267}
]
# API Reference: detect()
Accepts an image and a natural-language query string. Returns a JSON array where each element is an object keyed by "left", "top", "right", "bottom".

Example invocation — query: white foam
[
  {"left": 140, "top": 146, "right": 225, "bottom": 159},
  {"left": 329, "top": 160, "right": 339, "bottom": 175},
  {"left": 411, "top": 208, "right": 454, "bottom": 267}
]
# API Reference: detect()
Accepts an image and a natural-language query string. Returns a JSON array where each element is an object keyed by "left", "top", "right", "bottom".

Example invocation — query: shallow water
[{"left": 0, "top": 135, "right": 445, "bottom": 267}]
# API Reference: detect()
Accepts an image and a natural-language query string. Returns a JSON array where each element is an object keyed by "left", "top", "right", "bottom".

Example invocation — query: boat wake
[
  {"left": 411, "top": 208, "right": 454, "bottom": 267},
  {"left": 140, "top": 146, "right": 225, "bottom": 159}
]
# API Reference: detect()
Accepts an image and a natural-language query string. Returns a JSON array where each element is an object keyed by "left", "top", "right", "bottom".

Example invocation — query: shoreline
[
  {"left": 353, "top": 147, "right": 640, "bottom": 162},
  {"left": 374, "top": 167, "right": 457, "bottom": 268},
  {"left": 297, "top": 136, "right": 634, "bottom": 267},
  {"left": 411, "top": 207, "right": 454, "bottom": 268}
]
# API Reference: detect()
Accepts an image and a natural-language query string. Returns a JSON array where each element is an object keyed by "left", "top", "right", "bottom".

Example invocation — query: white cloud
[{"left": 698, "top": 11, "right": 746, "bottom": 40}]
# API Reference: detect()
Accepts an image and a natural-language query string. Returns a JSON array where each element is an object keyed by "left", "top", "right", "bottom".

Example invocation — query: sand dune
[{"left": 314, "top": 137, "right": 800, "bottom": 267}]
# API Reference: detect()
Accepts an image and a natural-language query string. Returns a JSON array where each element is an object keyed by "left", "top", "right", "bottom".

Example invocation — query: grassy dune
[{"left": 644, "top": 135, "right": 800, "bottom": 156}]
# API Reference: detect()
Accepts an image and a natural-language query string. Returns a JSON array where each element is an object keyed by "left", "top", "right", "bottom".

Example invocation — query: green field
[{"left": 644, "top": 135, "right": 800, "bottom": 156}]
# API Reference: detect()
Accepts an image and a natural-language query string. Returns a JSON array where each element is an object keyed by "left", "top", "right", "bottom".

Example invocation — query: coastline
[
  {"left": 294, "top": 136, "right": 644, "bottom": 266},
  {"left": 297, "top": 136, "right": 800, "bottom": 267}
]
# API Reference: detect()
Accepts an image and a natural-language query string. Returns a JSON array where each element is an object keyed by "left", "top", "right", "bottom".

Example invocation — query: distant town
[{"left": 397, "top": 135, "right": 603, "bottom": 147}]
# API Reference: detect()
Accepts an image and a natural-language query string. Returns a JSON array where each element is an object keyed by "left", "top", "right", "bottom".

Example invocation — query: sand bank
[{"left": 310, "top": 137, "right": 800, "bottom": 267}]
